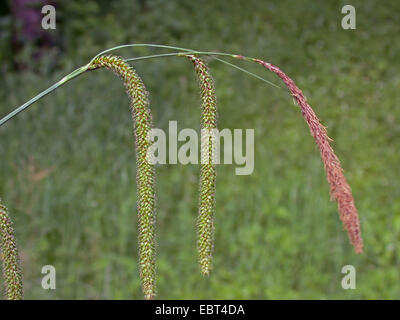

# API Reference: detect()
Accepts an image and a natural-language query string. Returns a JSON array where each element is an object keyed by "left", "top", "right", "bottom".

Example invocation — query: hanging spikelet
[
  {"left": 0, "top": 200, "right": 23, "bottom": 299},
  {"left": 251, "top": 58, "right": 363, "bottom": 253},
  {"left": 88, "top": 55, "right": 157, "bottom": 299},
  {"left": 187, "top": 55, "right": 218, "bottom": 275}
]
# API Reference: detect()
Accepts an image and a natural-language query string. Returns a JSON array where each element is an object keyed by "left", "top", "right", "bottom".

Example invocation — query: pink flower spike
[{"left": 253, "top": 58, "right": 363, "bottom": 253}]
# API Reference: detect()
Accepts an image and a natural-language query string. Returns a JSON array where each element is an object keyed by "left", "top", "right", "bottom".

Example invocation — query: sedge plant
[{"left": 0, "top": 44, "right": 363, "bottom": 299}]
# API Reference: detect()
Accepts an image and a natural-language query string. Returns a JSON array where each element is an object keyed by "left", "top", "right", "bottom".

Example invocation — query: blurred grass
[{"left": 0, "top": 0, "right": 400, "bottom": 299}]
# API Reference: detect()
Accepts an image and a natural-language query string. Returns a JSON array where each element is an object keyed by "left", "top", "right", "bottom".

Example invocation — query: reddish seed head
[{"left": 253, "top": 58, "right": 363, "bottom": 253}]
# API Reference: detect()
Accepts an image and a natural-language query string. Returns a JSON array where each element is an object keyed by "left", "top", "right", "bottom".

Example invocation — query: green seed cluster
[
  {"left": 89, "top": 55, "right": 156, "bottom": 299},
  {"left": 0, "top": 201, "right": 23, "bottom": 300},
  {"left": 187, "top": 55, "right": 218, "bottom": 276}
]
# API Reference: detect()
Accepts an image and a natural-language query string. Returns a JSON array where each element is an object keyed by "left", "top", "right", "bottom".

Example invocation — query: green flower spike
[
  {"left": 187, "top": 55, "right": 218, "bottom": 276},
  {"left": 88, "top": 55, "right": 156, "bottom": 299},
  {"left": 0, "top": 200, "right": 23, "bottom": 300}
]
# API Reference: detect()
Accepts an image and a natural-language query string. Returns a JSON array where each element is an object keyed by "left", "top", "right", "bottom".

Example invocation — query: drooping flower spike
[
  {"left": 186, "top": 55, "right": 218, "bottom": 275},
  {"left": 248, "top": 57, "right": 363, "bottom": 253},
  {"left": 88, "top": 55, "right": 157, "bottom": 299}
]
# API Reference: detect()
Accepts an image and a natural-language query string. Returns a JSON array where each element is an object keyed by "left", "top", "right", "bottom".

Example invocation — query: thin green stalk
[
  {"left": 95, "top": 43, "right": 274, "bottom": 83},
  {"left": 0, "top": 44, "right": 279, "bottom": 127},
  {"left": 89, "top": 44, "right": 236, "bottom": 63},
  {"left": 212, "top": 57, "right": 281, "bottom": 88},
  {"left": 0, "top": 65, "right": 89, "bottom": 127},
  {"left": 126, "top": 53, "right": 280, "bottom": 88}
]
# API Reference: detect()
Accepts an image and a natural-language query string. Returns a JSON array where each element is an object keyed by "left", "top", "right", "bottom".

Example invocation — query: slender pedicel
[
  {"left": 88, "top": 55, "right": 157, "bottom": 299},
  {"left": 187, "top": 55, "right": 218, "bottom": 275},
  {"left": 0, "top": 200, "right": 23, "bottom": 299},
  {"left": 0, "top": 45, "right": 278, "bottom": 127}
]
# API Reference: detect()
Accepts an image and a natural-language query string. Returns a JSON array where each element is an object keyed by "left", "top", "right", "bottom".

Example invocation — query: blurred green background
[{"left": 0, "top": 0, "right": 399, "bottom": 299}]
